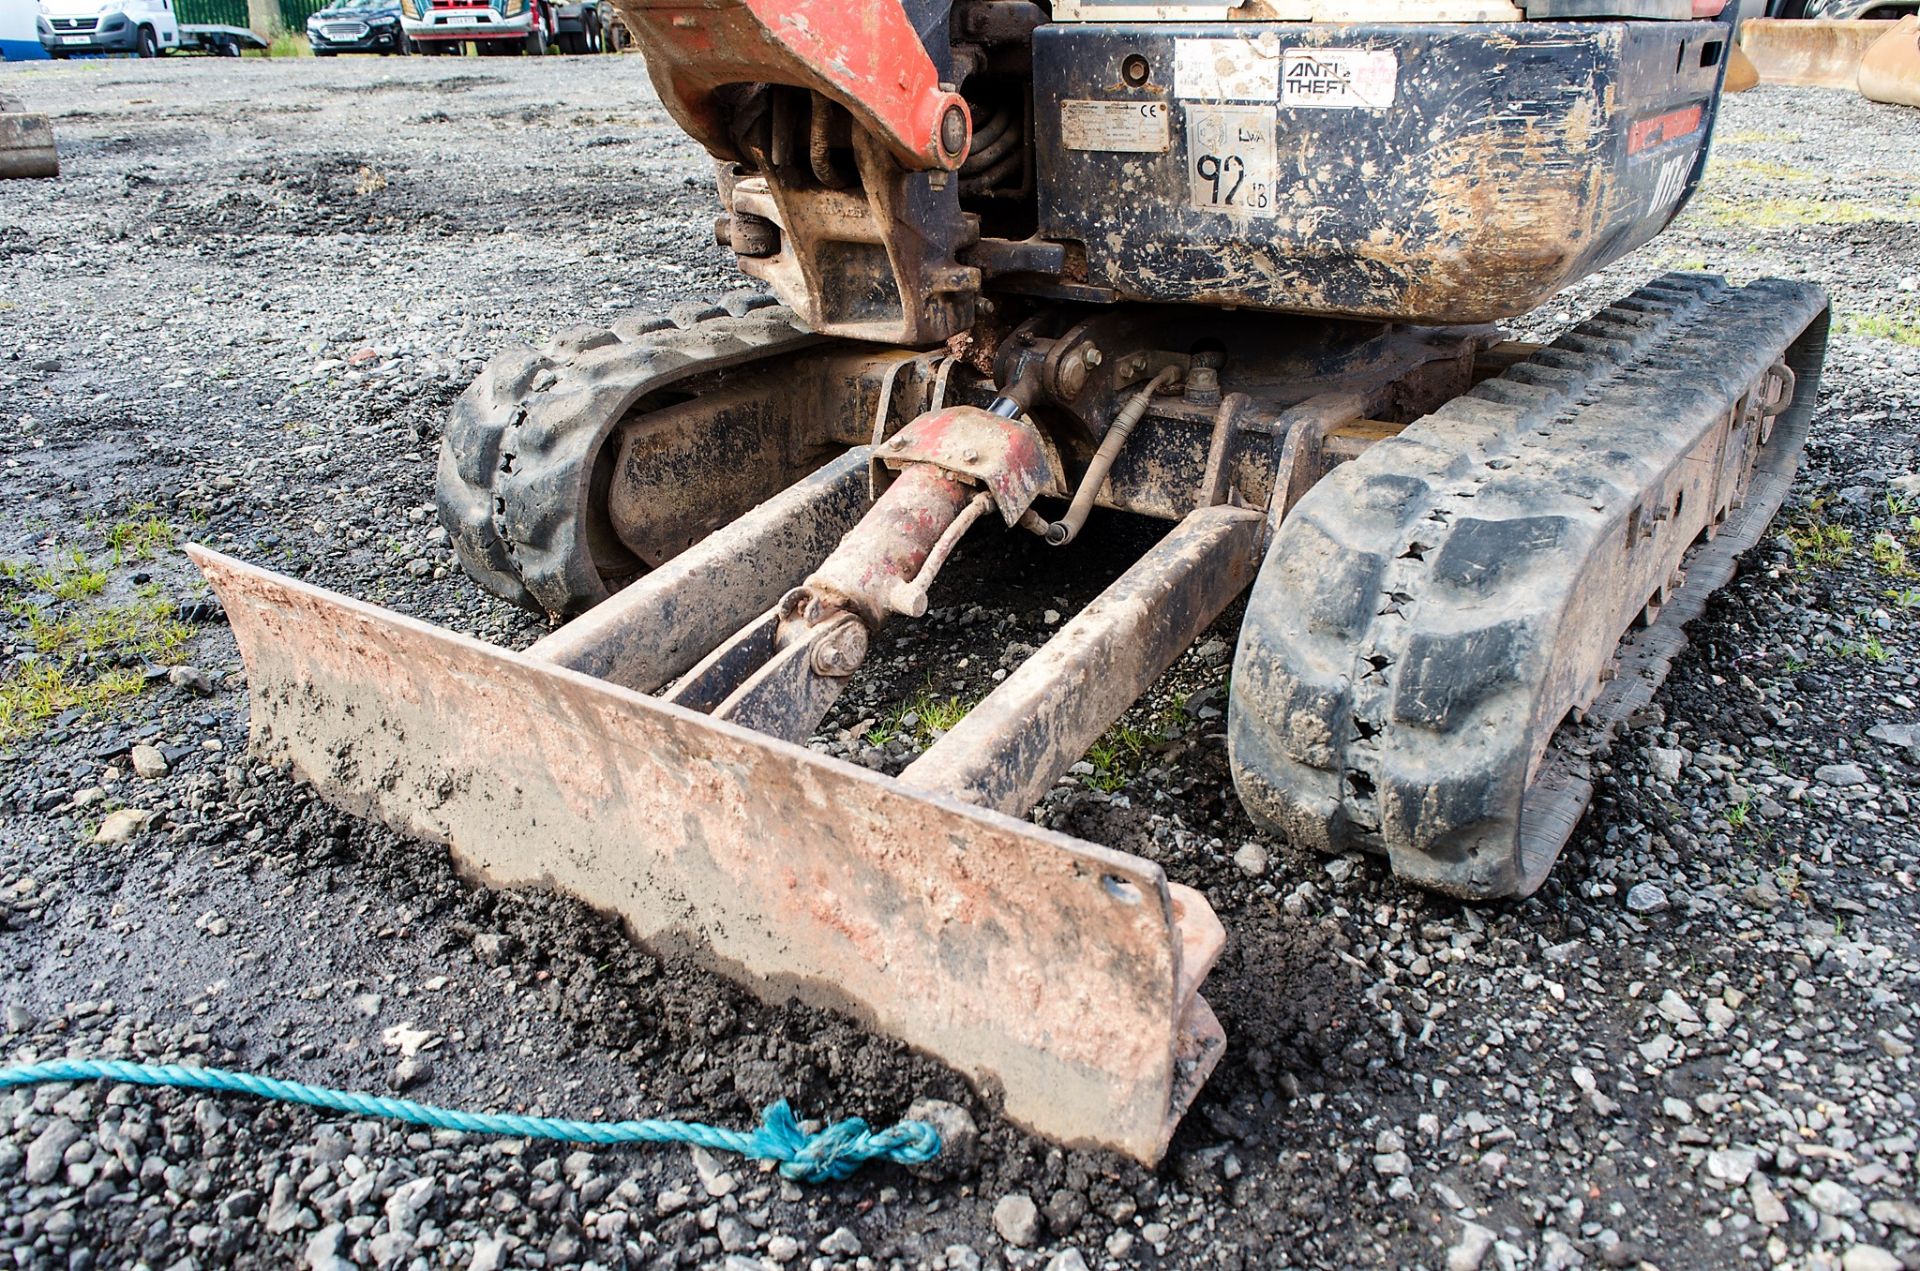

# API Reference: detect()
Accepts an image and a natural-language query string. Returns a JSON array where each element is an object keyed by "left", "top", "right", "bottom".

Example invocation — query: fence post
[{"left": 248, "top": 0, "right": 283, "bottom": 37}]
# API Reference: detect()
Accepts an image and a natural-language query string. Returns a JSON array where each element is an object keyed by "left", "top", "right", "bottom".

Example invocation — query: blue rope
[{"left": 0, "top": 1058, "right": 939, "bottom": 1183}]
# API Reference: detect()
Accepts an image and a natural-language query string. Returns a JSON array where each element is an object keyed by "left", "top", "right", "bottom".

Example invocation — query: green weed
[
  {"left": 868, "top": 685, "right": 976, "bottom": 749},
  {"left": 0, "top": 664, "right": 147, "bottom": 743},
  {"left": 105, "top": 515, "right": 176, "bottom": 566},
  {"left": 260, "top": 32, "right": 311, "bottom": 56},
  {"left": 0, "top": 528, "right": 195, "bottom": 742},
  {"left": 1785, "top": 517, "right": 1853, "bottom": 569},
  {"left": 1840, "top": 313, "right": 1920, "bottom": 348},
  {"left": 1083, "top": 724, "right": 1158, "bottom": 792},
  {"left": 1872, "top": 532, "right": 1913, "bottom": 578},
  {"left": 1836, "top": 636, "right": 1891, "bottom": 665}
]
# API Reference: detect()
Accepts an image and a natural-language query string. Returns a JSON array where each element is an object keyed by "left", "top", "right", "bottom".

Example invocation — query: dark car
[{"left": 306, "top": 0, "right": 408, "bottom": 55}]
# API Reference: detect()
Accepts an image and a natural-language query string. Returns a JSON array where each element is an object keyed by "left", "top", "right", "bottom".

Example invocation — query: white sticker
[
  {"left": 1175, "top": 35, "right": 1281, "bottom": 102},
  {"left": 1279, "top": 48, "right": 1398, "bottom": 109},
  {"left": 1060, "top": 99, "right": 1171, "bottom": 153},
  {"left": 1650, "top": 153, "right": 1690, "bottom": 214},
  {"left": 1184, "top": 105, "right": 1276, "bottom": 217}
]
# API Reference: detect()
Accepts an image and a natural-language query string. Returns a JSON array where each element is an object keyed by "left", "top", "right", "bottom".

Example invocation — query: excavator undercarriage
[{"left": 193, "top": 0, "right": 1833, "bottom": 1161}]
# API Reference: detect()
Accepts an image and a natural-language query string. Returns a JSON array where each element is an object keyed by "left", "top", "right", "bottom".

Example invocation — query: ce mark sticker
[{"left": 1060, "top": 99, "right": 1172, "bottom": 154}]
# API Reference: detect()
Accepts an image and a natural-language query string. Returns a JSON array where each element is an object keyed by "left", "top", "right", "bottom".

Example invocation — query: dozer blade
[
  {"left": 189, "top": 546, "right": 1226, "bottom": 1164},
  {"left": 1860, "top": 16, "right": 1920, "bottom": 108},
  {"left": 1739, "top": 17, "right": 1891, "bottom": 89}
]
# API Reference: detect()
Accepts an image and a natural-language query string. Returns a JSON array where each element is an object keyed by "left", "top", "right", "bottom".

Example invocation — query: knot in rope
[{"left": 752, "top": 1100, "right": 942, "bottom": 1182}]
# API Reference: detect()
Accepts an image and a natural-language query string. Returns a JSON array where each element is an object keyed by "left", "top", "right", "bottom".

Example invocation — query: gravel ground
[{"left": 2, "top": 55, "right": 1919, "bottom": 1271}]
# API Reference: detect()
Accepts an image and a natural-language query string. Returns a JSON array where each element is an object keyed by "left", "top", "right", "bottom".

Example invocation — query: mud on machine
[{"left": 192, "top": 0, "right": 1830, "bottom": 1159}]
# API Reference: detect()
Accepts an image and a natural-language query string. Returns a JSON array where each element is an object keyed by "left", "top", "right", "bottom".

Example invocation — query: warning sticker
[
  {"left": 1627, "top": 103, "right": 1704, "bottom": 156},
  {"left": 1060, "top": 99, "right": 1171, "bottom": 153},
  {"left": 1184, "top": 104, "right": 1276, "bottom": 218},
  {"left": 1174, "top": 35, "right": 1281, "bottom": 102},
  {"left": 1279, "top": 48, "right": 1398, "bottom": 109}
]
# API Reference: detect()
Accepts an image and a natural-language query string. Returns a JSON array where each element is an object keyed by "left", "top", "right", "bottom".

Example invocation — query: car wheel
[
  {"left": 585, "top": 12, "right": 600, "bottom": 51},
  {"left": 136, "top": 24, "right": 158, "bottom": 56},
  {"left": 395, "top": 32, "right": 411, "bottom": 53},
  {"left": 217, "top": 36, "right": 240, "bottom": 54},
  {"left": 524, "top": 21, "right": 546, "bottom": 54}
]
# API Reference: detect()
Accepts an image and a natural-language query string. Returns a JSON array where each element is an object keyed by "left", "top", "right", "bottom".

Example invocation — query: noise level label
[{"left": 1184, "top": 104, "right": 1277, "bottom": 217}]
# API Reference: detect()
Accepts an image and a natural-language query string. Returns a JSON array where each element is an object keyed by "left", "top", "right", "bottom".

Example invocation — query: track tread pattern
[
  {"left": 436, "top": 292, "right": 808, "bottom": 617},
  {"left": 1230, "top": 274, "right": 1829, "bottom": 897}
]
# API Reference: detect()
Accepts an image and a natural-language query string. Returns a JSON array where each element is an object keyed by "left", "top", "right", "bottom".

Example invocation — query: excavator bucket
[
  {"left": 1860, "top": 15, "right": 1920, "bottom": 107},
  {"left": 188, "top": 513, "right": 1236, "bottom": 1163},
  {"left": 1724, "top": 43, "right": 1760, "bottom": 93},
  {"left": 1738, "top": 17, "right": 1891, "bottom": 89}
]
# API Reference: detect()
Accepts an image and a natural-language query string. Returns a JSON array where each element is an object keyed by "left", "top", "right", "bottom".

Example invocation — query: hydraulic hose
[
  {"left": 1046, "top": 365, "right": 1180, "bottom": 546},
  {"left": 810, "top": 93, "right": 850, "bottom": 189}
]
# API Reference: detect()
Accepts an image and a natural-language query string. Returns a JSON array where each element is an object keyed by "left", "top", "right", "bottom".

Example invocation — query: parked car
[
  {"left": 307, "top": 0, "right": 409, "bottom": 55},
  {"left": 36, "top": 0, "right": 179, "bottom": 57},
  {"left": 1796, "top": 0, "right": 1915, "bottom": 18}
]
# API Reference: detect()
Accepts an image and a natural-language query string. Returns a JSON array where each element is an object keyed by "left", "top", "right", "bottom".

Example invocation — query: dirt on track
[{"left": 1, "top": 54, "right": 1919, "bottom": 1271}]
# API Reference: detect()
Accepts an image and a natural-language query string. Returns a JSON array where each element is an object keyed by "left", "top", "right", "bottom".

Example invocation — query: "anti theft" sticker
[{"left": 1279, "top": 49, "right": 1397, "bottom": 109}]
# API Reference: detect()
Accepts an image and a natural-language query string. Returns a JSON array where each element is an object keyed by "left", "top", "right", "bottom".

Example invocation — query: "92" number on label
[
  {"left": 1184, "top": 105, "right": 1277, "bottom": 217},
  {"left": 1194, "top": 153, "right": 1271, "bottom": 210}
]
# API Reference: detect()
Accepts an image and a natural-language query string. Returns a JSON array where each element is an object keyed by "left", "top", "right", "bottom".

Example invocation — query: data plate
[{"left": 1060, "top": 99, "right": 1172, "bottom": 152}]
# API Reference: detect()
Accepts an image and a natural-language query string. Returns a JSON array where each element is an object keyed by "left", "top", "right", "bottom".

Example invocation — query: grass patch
[
  {"left": 866, "top": 685, "right": 976, "bottom": 748},
  {"left": 1720, "top": 159, "right": 1820, "bottom": 183},
  {"left": 247, "top": 32, "right": 311, "bottom": 56},
  {"left": 0, "top": 522, "right": 194, "bottom": 743},
  {"left": 27, "top": 549, "right": 109, "bottom": 602},
  {"left": 105, "top": 512, "right": 176, "bottom": 566},
  {"left": 1083, "top": 723, "right": 1159, "bottom": 792},
  {"left": 1079, "top": 695, "right": 1192, "bottom": 792},
  {"left": 0, "top": 664, "right": 148, "bottom": 743},
  {"left": 1840, "top": 312, "right": 1920, "bottom": 347},
  {"left": 1872, "top": 531, "right": 1913, "bottom": 578},
  {"left": 1688, "top": 196, "right": 1913, "bottom": 230},
  {"left": 1836, "top": 636, "right": 1891, "bottom": 665},
  {"left": 1785, "top": 516, "right": 1853, "bottom": 570}
]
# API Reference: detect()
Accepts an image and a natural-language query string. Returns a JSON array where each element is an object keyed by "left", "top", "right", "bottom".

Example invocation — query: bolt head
[
  {"left": 1083, "top": 348, "right": 1103, "bottom": 367},
  {"left": 939, "top": 104, "right": 968, "bottom": 156}
]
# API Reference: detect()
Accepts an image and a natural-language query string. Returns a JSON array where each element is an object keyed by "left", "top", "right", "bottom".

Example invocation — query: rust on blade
[{"left": 189, "top": 545, "right": 1225, "bottom": 1163}]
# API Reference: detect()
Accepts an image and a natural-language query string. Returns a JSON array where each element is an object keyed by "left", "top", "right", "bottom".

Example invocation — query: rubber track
[
  {"left": 436, "top": 291, "right": 817, "bottom": 617},
  {"left": 1230, "top": 274, "right": 1829, "bottom": 898}
]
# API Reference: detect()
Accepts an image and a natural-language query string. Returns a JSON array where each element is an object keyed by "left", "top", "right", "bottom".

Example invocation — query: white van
[{"left": 36, "top": 0, "right": 180, "bottom": 56}]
